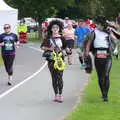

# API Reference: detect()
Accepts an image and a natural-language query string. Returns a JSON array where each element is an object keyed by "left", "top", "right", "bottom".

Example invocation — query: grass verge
[
  {"left": 0, "top": 56, "right": 3, "bottom": 66},
  {"left": 66, "top": 59, "right": 120, "bottom": 120},
  {"left": 28, "top": 32, "right": 41, "bottom": 43}
]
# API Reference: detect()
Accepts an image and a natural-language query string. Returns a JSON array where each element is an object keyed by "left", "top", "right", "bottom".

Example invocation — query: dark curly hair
[{"left": 47, "top": 19, "right": 64, "bottom": 37}]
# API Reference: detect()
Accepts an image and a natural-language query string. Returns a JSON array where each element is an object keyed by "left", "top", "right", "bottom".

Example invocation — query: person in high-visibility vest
[
  {"left": 18, "top": 19, "right": 28, "bottom": 43},
  {"left": 18, "top": 23, "right": 27, "bottom": 33}
]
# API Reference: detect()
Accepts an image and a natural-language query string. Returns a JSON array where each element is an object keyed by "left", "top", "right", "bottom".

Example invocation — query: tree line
[{"left": 5, "top": 0, "right": 120, "bottom": 22}]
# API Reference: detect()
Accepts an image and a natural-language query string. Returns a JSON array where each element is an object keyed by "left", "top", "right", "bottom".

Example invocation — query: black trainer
[
  {"left": 103, "top": 97, "right": 108, "bottom": 102},
  {"left": 8, "top": 82, "right": 12, "bottom": 86}
]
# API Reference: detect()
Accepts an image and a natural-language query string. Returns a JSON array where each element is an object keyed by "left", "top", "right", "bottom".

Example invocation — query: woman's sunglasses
[{"left": 4, "top": 27, "right": 10, "bottom": 29}]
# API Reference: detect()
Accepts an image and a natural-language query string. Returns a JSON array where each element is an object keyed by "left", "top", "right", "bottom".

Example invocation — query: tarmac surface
[{"left": 0, "top": 43, "right": 89, "bottom": 120}]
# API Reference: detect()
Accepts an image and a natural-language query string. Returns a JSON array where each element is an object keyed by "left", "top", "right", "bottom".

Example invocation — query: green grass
[
  {"left": 0, "top": 56, "right": 3, "bottom": 66},
  {"left": 28, "top": 32, "right": 42, "bottom": 43},
  {"left": 66, "top": 59, "right": 120, "bottom": 120}
]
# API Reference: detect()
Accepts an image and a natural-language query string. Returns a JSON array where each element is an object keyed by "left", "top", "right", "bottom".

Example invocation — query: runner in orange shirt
[{"left": 63, "top": 21, "right": 75, "bottom": 65}]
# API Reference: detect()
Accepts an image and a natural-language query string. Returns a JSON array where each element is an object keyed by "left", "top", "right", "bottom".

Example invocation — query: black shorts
[{"left": 66, "top": 39, "right": 74, "bottom": 49}]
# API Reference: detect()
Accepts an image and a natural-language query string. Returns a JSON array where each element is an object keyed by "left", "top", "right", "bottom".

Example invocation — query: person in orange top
[{"left": 63, "top": 21, "right": 75, "bottom": 65}]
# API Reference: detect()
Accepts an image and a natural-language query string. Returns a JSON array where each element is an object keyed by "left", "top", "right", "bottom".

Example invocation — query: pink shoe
[
  {"left": 57, "top": 95, "right": 64, "bottom": 103},
  {"left": 68, "top": 60, "right": 72, "bottom": 65},
  {"left": 68, "top": 62, "right": 72, "bottom": 65},
  {"left": 53, "top": 95, "right": 58, "bottom": 102}
]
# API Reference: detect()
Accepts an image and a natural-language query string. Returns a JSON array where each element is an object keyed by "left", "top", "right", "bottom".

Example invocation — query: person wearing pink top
[{"left": 63, "top": 22, "right": 75, "bottom": 65}]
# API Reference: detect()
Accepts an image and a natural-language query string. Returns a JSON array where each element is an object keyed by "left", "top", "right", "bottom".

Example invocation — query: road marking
[
  {"left": 0, "top": 45, "right": 46, "bottom": 99},
  {"left": 0, "top": 61, "right": 47, "bottom": 99}
]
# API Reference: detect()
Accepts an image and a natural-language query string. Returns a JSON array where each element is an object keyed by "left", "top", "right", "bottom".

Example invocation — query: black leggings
[
  {"left": 79, "top": 56, "right": 83, "bottom": 64},
  {"left": 2, "top": 54, "right": 15, "bottom": 76},
  {"left": 95, "top": 56, "right": 112, "bottom": 98},
  {"left": 66, "top": 39, "right": 74, "bottom": 49},
  {"left": 48, "top": 61, "right": 63, "bottom": 95}
]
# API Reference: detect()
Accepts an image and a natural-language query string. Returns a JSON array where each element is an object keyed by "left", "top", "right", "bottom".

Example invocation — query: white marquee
[{"left": 0, "top": 0, "right": 18, "bottom": 34}]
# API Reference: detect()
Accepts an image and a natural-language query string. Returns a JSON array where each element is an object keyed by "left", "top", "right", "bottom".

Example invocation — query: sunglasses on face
[{"left": 4, "top": 27, "right": 10, "bottom": 29}]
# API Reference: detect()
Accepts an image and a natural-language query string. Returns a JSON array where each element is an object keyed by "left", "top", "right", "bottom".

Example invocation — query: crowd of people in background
[
  {"left": 0, "top": 13, "right": 120, "bottom": 103},
  {"left": 40, "top": 14, "right": 120, "bottom": 102}
]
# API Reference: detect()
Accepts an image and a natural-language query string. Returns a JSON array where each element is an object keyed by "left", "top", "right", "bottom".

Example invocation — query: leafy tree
[
  {"left": 5, "top": 0, "right": 120, "bottom": 21},
  {"left": 5, "top": 0, "right": 74, "bottom": 22}
]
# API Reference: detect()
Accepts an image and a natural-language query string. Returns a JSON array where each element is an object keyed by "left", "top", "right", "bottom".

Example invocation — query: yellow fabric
[
  {"left": 18, "top": 24, "right": 28, "bottom": 33},
  {"left": 53, "top": 50, "right": 66, "bottom": 71}
]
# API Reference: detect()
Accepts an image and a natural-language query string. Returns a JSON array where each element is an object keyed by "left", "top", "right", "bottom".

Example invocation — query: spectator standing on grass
[{"left": 18, "top": 19, "right": 28, "bottom": 43}]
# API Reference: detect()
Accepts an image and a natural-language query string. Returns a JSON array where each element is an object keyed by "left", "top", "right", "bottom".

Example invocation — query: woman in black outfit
[
  {"left": 84, "top": 16, "right": 113, "bottom": 102},
  {"left": 41, "top": 20, "right": 66, "bottom": 102},
  {"left": 0, "top": 24, "right": 19, "bottom": 85}
]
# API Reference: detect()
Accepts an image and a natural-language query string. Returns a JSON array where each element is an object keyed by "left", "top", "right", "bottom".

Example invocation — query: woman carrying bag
[{"left": 41, "top": 20, "right": 66, "bottom": 103}]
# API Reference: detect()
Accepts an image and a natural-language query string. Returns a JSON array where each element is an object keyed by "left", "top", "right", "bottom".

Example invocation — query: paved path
[{"left": 0, "top": 43, "right": 89, "bottom": 120}]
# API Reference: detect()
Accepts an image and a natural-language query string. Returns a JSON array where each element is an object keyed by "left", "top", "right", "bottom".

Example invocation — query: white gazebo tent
[{"left": 0, "top": 0, "right": 18, "bottom": 34}]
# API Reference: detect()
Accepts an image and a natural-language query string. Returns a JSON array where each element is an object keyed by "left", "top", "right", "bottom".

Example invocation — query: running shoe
[
  {"left": 8, "top": 82, "right": 12, "bottom": 86},
  {"left": 80, "top": 64, "right": 86, "bottom": 69},
  {"left": 57, "top": 95, "right": 64, "bottom": 103},
  {"left": 103, "top": 97, "right": 108, "bottom": 102},
  {"left": 53, "top": 95, "right": 58, "bottom": 102}
]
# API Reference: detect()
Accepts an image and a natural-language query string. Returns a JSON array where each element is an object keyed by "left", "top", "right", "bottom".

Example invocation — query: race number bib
[{"left": 96, "top": 50, "right": 107, "bottom": 58}]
